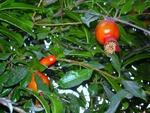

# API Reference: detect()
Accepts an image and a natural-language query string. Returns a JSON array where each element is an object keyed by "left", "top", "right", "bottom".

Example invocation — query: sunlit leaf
[{"left": 59, "top": 69, "right": 93, "bottom": 88}]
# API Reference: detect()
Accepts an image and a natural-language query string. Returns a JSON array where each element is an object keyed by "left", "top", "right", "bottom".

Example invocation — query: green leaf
[
  {"left": 0, "top": 71, "right": 9, "bottom": 92},
  {"left": 0, "top": 0, "right": 15, "bottom": 7},
  {"left": 82, "top": 26, "right": 90, "bottom": 43},
  {"left": 0, "top": 26, "right": 24, "bottom": 46},
  {"left": 29, "top": 58, "right": 45, "bottom": 72},
  {"left": 0, "top": 62, "right": 6, "bottom": 75},
  {"left": 0, "top": 2, "right": 40, "bottom": 10},
  {"left": 88, "top": 83, "right": 98, "bottom": 96},
  {"left": 19, "top": 86, "right": 50, "bottom": 113},
  {"left": 68, "top": 94, "right": 81, "bottom": 113},
  {"left": 34, "top": 72, "right": 49, "bottom": 92},
  {"left": 107, "top": 54, "right": 121, "bottom": 75},
  {"left": 81, "top": 10, "right": 100, "bottom": 27},
  {"left": 69, "top": 50, "right": 93, "bottom": 57},
  {"left": 122, "top": 79, "right": 146, "bottom": 101},
  {"left": 102, "top": 85, "right": 114, "bottom": 100},
  {"left": 127, "top": 16, "right": 146, "bottom": 29},
  {"left": 59, "top": 69, "right": 93, "bottom": 88},
  {"left": 133, "top": 2, "right": 150, "bottom": 14},
  {"left": 102, "top": 74, "right": 122, "bottom": 92},
  {"left": 4, "top": 66, "right": 28, "bottom": 87},
  {"left": 88, "top": 61, "right": 104, "bottom": 69},
  {"left": 20, "top": 70, "right": 32, "bottom": 87},
  {"left": 65, "top": 10, "right": 81, "bottom": 22},
  {"left": 11, "top": 87, "right": 20, "bottom": 103},
  {"left": 118, "top": 24, "right": 132, "bottom": 46},
  {"left": 123, "top": 53, "right": 150, "bottom": 68},
  {"left": 120, "top": 0, "right": 135, "bottom": 14},
  {"left": 0, "top": 53, "right": 13, "bottom": 60},
  {"left": 0, "top": 13, "right": 35, "bottom": 38},
  {"left": 42, "top": 91, "right": 63, "bottom": 113},
  {"left": 63, "top": 36, "right": 92, "bottom": 52},
  {"left": 105, "top": 89, "right": 133, "bottom": 113}
]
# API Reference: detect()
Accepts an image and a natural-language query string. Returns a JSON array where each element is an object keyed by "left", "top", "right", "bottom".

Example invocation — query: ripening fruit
[
  {"left": 40, "top": 55, "right": 56, "bottom": 67},
  {"left": 95, "top": 19, "right": 120, "bottom": 54},
  {"left": 27, "top": 71, "right": 50, "bottom": 92}
]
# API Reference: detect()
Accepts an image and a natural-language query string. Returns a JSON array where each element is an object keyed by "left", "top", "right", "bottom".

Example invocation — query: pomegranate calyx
[{"left": 104, "top": 40, "right": 120, "bottom": 54}]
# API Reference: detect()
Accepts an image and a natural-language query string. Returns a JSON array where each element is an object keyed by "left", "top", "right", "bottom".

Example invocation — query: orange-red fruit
[
  {"left": 27, "top": 71, "right": 50, "bottom": 92},
  {"left": 95, "top": 19, "right": 120, "bottom": 54},
  {"left": 40, "top": 55, "right": 56, "bottom": 67}
]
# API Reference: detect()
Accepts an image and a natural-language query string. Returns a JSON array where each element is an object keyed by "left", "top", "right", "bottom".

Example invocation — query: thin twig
[
  {"left": 114, "top": 18, "right": 150, "bottom": 35},
  {"left": 58, "top": 58, "right": 117, "bottom": 79},
  {"left": 122, "top": 43, "right": 150, "bottom": 60},
  {"left": 32, "top": 0, "right": 43, "bottom": 21},
  {"left": 114, "top": 8, "right": 120, "bottom": 18},
  {"left": 95, "top": 2, "right": 109, "bottom": 16},
  {"left": 34, "top": 22, "right": 82, "bottom": 26}
]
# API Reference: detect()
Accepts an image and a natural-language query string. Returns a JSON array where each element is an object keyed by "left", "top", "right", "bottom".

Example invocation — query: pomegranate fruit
[{"left": 95, "top": 19, "right": 120, "bottom": 54}]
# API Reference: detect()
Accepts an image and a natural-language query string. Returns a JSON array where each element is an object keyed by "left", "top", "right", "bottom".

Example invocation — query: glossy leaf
[
  {"left": 43, "top": 91, "right": 63, "bottom": 113},
  {"left": 122, "top": 79, "right": 146, "bottom": 101},
  {"left": 4, "top": 66, "right": 28, "bottom": 87},
  {"left": 59, "top": 69, "right": 93, "bottom": 88}
]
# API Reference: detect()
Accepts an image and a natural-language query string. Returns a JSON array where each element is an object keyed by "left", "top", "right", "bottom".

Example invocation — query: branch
[
  {"left": 122, "top": 43, "right": 150, "bottom": 60},
  {"left": 34, "top": 22, "right": 82, "bottom": 26},
  {"left": 32, "top": 0, "right": 43, "bottom": 21},
  {"left": 114, "top": 18, "right": 150, "bottom": 35},
  {"left": 58, "top": 58, "right": 117, "bottom": 80}
]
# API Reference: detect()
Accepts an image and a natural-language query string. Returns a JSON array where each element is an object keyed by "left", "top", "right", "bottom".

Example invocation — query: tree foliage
[{"left": 0, "top": 0, "right": 150, "bottom": 113}]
